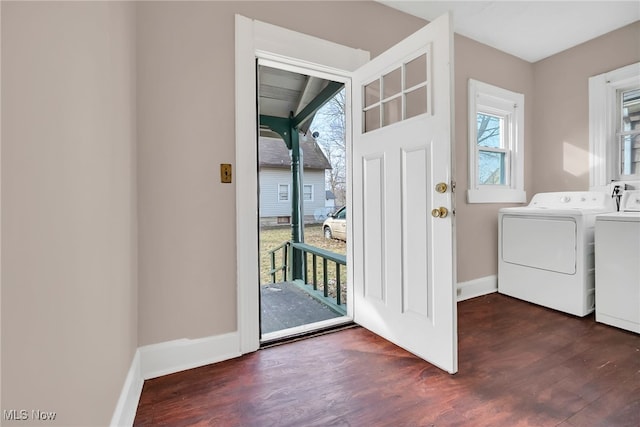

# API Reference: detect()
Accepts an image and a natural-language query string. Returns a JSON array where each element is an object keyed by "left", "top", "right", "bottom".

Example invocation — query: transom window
[
  {"left": 467, "top": 79, "right": 525, "bottom": 204},
  {"left": 362, "top": 51, "right": 430, "bottom": 133}
]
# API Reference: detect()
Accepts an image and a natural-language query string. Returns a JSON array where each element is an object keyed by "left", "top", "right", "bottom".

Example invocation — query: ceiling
[
  {"left": 258, "top": 65, "right": 340, "bottom": 137},
  {"left": 377, "top": 1, "right": 640, "bottom": 63}
]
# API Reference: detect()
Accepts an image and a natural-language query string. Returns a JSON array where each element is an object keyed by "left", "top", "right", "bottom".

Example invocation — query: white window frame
[
  {"left": 303, "top": 184, "right": 314, "bottom": 202},
  {"left": 589, "top": 62, "right": 640, "bottom": 191},
  {"left": 278, "top": 183, "right": 290, "bottom": 202},
  {"left": 467, "top": 79, "right": 525, "bottom": 203}
]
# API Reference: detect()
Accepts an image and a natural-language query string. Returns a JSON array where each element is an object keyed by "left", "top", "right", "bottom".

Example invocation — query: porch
[{"left": 260, "top": 240, "right": 347, "bottom": 336}]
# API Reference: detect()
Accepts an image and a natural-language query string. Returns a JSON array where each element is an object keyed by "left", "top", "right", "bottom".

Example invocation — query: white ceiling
[{"left": 377, "top": 1, "right": 640, "bottom": 63}]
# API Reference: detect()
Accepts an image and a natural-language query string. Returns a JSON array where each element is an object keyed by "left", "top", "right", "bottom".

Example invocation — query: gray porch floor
[{"left": 260, "top": 282, "right": 344, "bottom": 335}]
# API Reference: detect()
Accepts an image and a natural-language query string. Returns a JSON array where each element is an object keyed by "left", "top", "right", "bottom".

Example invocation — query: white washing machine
[
  {"left": 595, "top": 190, "right": 640, "bottom": 333},
  {"left": 498, "top": 191, "right": 616, "bottom": 316}
]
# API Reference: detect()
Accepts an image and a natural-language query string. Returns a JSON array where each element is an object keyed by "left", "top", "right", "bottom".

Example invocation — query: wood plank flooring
[{"left": 134, "top": 293, "right": 639, "bottom": 426}]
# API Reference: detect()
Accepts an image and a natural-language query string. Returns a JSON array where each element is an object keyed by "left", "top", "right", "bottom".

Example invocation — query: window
[
  {"left": 278, "top": 184, "right": 289, "bottom": 202},
  {"left": 362, "top": 51, "right": 430, "bottom": 133},
  {"left": 589, "top": 62, "right": 640, "bottom": 189},
  {"left": 467, "top": 79, "right": 525, "bottom": 203},
  {"left": 303, "top": 184, "right": 313, "bottom": 202}
]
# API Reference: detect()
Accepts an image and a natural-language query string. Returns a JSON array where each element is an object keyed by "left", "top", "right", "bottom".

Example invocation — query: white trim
[
  {"left": 278, "top": 183, "right": 290, "bottom": 202},
  {"left": 139, "top": 332, "right": 240, "bottom": 380},
  {"left": 111, "top": 333, "right": 241, "bottom": 426},
  {"left": 235, "top": 14, "right": 369, "bottom": 354},
  {"left": 589, "top": 62, "right": 640, "bottom": 189},
  {"left": 303, "top": 183, "right": 314, "bottom": 202},
  {"left": 261, "top": 316, "right": 352, "bottom": 342},
  {"left": 467, "top": 189, "right": 526, "bottom": 204},
  {"left": 235, "top": 14, "right": 261, "bottom": 354},
  {"left": 467, "top": 79, "right": 525, "bottom": 204},
  {"left": 456, "top": 275, "right": 497, "bottom": 302},
  {"left": 110, "top": 351, "right": 143, "bottom": 427}
]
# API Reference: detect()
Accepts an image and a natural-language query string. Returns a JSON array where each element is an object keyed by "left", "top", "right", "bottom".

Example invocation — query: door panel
[
  {"left": 352, "top": 13, "right": 457, "bottom": 373},
  {"left": 401, "top": 145, "right": 431, "bottom": 319},
  {"left": 362, "top": 154, "right": 386, "bottom": 302}
]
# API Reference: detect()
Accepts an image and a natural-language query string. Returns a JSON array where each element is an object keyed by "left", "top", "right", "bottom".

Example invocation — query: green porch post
[
  {"left": 258, "top": 81, "right": 344, "bottom": 283},
  {"left": 289, "top": 126, "right": 304, "bottom": 281}
]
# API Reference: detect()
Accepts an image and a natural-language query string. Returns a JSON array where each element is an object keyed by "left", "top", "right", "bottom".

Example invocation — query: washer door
[{"left": 501, "top": 215, "right": 577, "bottom": 274}]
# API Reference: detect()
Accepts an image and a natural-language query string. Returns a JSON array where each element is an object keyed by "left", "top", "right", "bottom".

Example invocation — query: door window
[{"left": 362, "top": 51, "right": 430, "bottom": 133}]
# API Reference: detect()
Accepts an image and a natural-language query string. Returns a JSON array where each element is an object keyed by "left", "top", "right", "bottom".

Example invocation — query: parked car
[{"left": 323, "top": 206, "right": 346, "bottom": 241}]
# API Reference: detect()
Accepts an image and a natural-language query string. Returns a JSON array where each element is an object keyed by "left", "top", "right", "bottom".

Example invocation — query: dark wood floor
[{"left": 134, "top": 293, "right": 639, "bottom": 426}]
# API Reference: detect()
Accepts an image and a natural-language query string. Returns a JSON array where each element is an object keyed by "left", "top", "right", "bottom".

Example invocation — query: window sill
[{"left": 467, "top": 188, "right": 526, "bottom": 204}]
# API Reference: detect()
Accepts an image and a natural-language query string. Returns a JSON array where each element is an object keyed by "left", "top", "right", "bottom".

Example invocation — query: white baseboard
[
  {"left": 139, "top": 332, "right": 241, "bottom": 380},
  {"left": 110, "top": 351, "right": 143, "bottom": 427},
  {"left": 111, "top": 332, "right": 241, "bottom": 426},
  {"left": 457, "top": 275, "right": 497, "bottom": 302}
]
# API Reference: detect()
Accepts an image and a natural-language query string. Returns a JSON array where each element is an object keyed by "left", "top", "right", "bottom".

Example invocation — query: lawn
[{"left": 260, "top": 224, "right": 347, "bottom": 301}]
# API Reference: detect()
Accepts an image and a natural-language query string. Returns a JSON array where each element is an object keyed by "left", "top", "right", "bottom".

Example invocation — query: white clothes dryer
[
  {"left": 498, "top": 191, "right": 616, "bottom": 316},
  {"left": 595, "top": 190, "right": 640, "bottom": 333}
]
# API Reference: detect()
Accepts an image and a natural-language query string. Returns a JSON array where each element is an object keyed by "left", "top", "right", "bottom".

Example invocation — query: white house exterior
[{"left": 259, "top": 135, "right": 332, "bottom": 225}]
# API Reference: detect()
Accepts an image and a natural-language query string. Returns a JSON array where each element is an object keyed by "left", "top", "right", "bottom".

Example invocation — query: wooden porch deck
[
  {"left": 134, "top": 293, "right": 640, "bottom": 426},
  {"left": 260, "top": 281, "right": 346, "bottom": 335}
]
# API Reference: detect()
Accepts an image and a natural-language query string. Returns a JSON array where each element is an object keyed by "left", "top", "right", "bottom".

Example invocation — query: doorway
[
  {"left": 235, "top": 14, "right": 457, "bottom": 374},
  {"left": 256, "top": 63, "right": 352, "bottom": 342}
]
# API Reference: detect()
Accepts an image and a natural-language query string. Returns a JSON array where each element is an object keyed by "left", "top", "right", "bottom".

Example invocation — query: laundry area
[{"left": 498, "top": 183, "right": 640, "bottom": 333}]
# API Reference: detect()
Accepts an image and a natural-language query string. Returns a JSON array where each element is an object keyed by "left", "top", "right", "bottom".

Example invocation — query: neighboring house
[
  {"left": 325, "top": 190, "right": 336, "bottom": 209},
  {"left": 259, "top": 134, "right": 332, "bottom": 225}
]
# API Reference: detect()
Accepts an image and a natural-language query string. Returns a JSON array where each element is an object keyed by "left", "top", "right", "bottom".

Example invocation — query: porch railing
[{"left": 268, "top": 241, "right": 346, "bottom": 315}]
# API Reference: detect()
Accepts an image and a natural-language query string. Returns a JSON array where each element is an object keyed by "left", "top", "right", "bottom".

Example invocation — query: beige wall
[
  {"left": 453, "top": 35, "right": 535, "bottom": 283},
  {"left": 1, "top": 2, "right": 137, "bottom": 426},
  {"left": 2, "top": 0, "right": 638, "bottom": 423},
  {"left": 135, "top": 1, "right": 426, "bottom": 346},
  {"left": 532, "top": 22, "right": 640, "bottom": 194}
]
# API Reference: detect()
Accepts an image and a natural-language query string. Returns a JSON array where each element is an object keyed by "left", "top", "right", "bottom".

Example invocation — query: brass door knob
[
  {"left": 431, "top": 207, "right": 449, "bottom": 218},
  {"left": 435, "top": 182, "right": 448, "bottom": 193}
]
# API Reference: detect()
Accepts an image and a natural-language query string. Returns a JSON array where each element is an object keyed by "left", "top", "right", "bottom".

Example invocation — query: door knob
[
  {"left": 435, "top": 182, "right": 448, "bottom": 193},
  {"left": 431, "top": 207, "right": 448, "bottom": 218}
]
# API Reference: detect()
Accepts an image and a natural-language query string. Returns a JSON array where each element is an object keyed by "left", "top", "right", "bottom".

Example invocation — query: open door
[{"left": 352, "top": 14, "right": 457, "bottom": 373}]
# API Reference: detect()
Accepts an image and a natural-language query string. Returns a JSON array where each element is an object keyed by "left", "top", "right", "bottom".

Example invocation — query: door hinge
[{"left": 451, "top": 180, "right": 456, "bottom": 193}]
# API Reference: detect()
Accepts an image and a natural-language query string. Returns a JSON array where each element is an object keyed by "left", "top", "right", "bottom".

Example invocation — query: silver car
[{"left": 323, "top": 206, "right": 346, "bottom": 241}]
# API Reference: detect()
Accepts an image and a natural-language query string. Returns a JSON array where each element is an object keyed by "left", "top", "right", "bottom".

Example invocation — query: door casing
[{"left": 235, "top": 15, "right": 369, "bottom": 353}]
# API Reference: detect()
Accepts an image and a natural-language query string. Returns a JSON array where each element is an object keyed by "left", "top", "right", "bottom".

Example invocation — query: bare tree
[{"left": 311, "top": 89, "right": 347, "bottom": 206}]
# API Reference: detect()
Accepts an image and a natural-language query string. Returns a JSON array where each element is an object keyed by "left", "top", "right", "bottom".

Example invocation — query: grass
[{"left": 259, "top": 224, "right": 347, "bottom": 303}]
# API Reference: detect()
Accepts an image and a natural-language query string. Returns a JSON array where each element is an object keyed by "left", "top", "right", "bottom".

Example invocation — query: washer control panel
[{"left": 621, "top": 190, "right": 640, "bottom": 212}]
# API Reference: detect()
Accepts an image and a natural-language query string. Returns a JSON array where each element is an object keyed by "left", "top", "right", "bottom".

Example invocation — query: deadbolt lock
[
  {"left": 431, "top": 207, "right": 449, "bottom": 218},
  {"left": 435, "top": 182, "right": 448, "bottom": 193}
]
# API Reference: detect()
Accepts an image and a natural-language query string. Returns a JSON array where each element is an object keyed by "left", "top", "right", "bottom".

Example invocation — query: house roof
[{"left": 259, "top": 135, "right": 332, "bottom": 170}]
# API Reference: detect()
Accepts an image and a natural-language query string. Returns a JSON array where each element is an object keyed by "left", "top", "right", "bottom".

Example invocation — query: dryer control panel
[{"left": 528, "top": 191, "right": 615, "bottom": 210}]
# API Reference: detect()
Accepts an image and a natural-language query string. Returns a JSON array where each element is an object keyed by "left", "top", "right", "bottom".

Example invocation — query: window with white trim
[
  {"left": 467, "top": 79, "right": 526, "bottom": 203},
  {"left": 278, "top": 183, "right": 289, "bottom": 202},
  {"left": 303, "top": 184, "right": 313, "bottom": 202},
  {"left": 589, "top": 62, "right": 640, "bottom": 189}
]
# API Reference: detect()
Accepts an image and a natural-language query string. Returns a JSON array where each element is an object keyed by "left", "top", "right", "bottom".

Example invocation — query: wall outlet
[{"left": 220, "top": 164, "right": 232, "bottom": 183}]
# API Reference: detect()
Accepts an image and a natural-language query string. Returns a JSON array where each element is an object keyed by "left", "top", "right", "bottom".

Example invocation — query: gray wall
[{"left": 259, "top": 169, "right": 327, "bottom": 218}]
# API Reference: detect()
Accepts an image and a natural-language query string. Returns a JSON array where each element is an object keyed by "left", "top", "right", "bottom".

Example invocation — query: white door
[{"left": 352, "top": 14, "right": 457, "bottom": 373}]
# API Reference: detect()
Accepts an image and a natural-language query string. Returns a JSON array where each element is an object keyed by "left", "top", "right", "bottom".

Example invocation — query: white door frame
[{"left": 234, "top": 15, "right": 369, "bottom": 353}]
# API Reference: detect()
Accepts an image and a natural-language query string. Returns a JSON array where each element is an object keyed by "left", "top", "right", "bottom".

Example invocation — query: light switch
[{"left": 220, "top": 164, "right": 232, "bottom": 183}]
